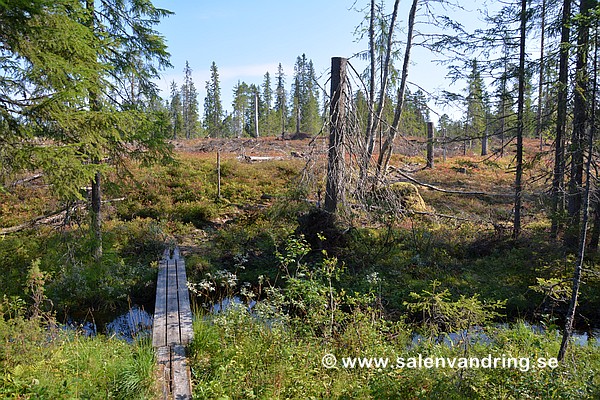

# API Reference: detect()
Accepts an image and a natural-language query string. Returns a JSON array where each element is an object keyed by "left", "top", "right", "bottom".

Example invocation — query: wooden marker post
[{"left": 426, "top": 122, "right": 435, "bottom": 169}]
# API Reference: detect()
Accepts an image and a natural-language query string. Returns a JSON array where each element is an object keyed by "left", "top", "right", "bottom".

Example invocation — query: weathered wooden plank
[
  {"left": 152, "top": 261, "right": 168, "bottom": 348},
  {"left": 156, "top": 346, "right": 171, "bottom": 399},
  {"left": 166, "top": 259, "right": 180, "bottom": 345},
  {"left": 171, "top": 345, "right": 192, "bottom": 399},
  {"left": 153, "top": 246, "right": 194, "bottom": 399},
  {"left": 176, "top": 259, "right": 194, "bottom": 345}
]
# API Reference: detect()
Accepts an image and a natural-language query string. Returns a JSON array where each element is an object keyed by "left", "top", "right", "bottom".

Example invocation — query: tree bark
[
  {"left": 536, "top": 0, "right": 547, "bottom": 151},
  {"left": 513, "top": 0, "right": 527, "bottom": 239},
  {"left": 558, "top": 0, "right": 596, "bottom": 361},
  {"left": 481, "top": 112, "right": 488, "bottom": 156},
  {"left": 550, "top": 0, "right": 572, "bottom": 239},
  {"left": 426, "top": 122, "right": 434, "bottom": 169},
  {"left": 565, "top": 0, "right": 593, "bottom": 248},
  {"left": 254, "top": 92, "right": 260, "bottom": 138},
  {"left": 91, "top": 170, "right": 102, "bottom": 262},
  {"left": 325, "top": 57, "right": 348, "bottom": 214}
]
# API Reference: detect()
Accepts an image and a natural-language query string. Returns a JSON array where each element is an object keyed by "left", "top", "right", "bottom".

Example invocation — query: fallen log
[
  {"left": 0, "top": 197, "right": 125, "bottom": 235},
  {"left": 0, "top": 207, "right": 70, "bottom": 235},
  {"left": 389, "top": 166, "right": 513, "bottom": 197},
  {"left": 239, "top": 155, "right": 283, "bottom": 162}
]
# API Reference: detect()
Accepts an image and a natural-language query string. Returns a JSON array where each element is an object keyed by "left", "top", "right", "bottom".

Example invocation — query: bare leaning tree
[{"left": 323, "top": 0, "right": 421, "bottom": 218}]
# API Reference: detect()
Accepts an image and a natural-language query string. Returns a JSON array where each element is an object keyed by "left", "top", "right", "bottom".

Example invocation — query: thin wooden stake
[{"left": 217, "top": 150, "right": 221, "bottom": 199}]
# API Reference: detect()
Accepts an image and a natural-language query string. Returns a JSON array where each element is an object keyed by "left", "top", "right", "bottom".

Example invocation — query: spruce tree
[
  {"left": 204, "top": 61, "right": 223, "bottom": 137},
  {"left": 291, "top": 54, "right": 321, "bottom": 135},
  {"left": 275, "top": 63, "right": 287, "bottom": 138},
  {"left": 262, "top": 71, "right": 275, "bottom": 135},
  {"left": 0, "top": 0, "right": 104, "bottom": 194},
  {"left": 301, "top": 60, "right": 321, "bottom": 134},
  {"left": 86, "top": 0, "right": 173, "bottom": 261},
  {"left": 182, "top": 61, "right": 199, "bottom": 139},
  {"left": 169, "top": 81, "right": 183, "bottom": 139},
  {"left": 465, "top": 59, "right": 488, "bottom": 154},
  {"left": 232, "top": 81, "right": 250, "bottom": 138},
  {"left": 0, "top": 0, "right": 173, "bottom": 261}
]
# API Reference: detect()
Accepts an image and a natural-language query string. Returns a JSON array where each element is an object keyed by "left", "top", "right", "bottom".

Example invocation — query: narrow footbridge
[{"left": 152, "top": 246, "right": 194, "bottom": 399}]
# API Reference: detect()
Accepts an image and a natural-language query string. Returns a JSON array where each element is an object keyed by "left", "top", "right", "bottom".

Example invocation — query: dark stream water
[
  {"left": 65, "top": 298, "right": 599, "bottom": 347},
  {"left": 64, "top": 305, "right": 153, "bottom": 343}
]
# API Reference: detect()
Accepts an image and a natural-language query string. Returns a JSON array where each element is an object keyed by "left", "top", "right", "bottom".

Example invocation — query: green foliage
[
  {"left": 172, "top": 202, "right": 218, "bottom": 228},
  {"left": 204, "top": 61, "right": 223, "bottom": 137},
  {"left": 400, "top": 88, "right": 430, "bottom": 137},
  {"left": 0, "top": 218, "right": 163, "bottom": 315},
  {"left": 189, "top": 302, "right": 600, "bottom": 399},
  {"left": 290, "top": 54, "right": 322, "bottom": 134},
  {"left": 405, "top": 280, "right": 506, "bottom": 337}
]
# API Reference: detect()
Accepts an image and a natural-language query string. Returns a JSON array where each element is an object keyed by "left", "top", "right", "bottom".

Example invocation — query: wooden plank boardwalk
[{"left": 152, "top": 246, "right": 194, "bottom": 399}]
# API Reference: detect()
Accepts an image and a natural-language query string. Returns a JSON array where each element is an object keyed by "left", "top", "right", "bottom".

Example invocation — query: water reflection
[
  {"left": 106, "top": 306, "right": 153, "bottom": 343},
  {"left": 410, "top": 324, "right": 599, "bottom": 348},
  {"left": 211, "top": 296, "right": 256, "bottom": 314}
]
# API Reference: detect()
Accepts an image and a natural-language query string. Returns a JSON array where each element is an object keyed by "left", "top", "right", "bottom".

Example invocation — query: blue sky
[{"left": 152, "top": 0, "right": 493, "bottom": 121}]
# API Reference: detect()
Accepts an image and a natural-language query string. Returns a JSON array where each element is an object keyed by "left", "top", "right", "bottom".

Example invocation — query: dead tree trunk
[
  {"left": 377, "top": 0, "right": 419, "bottom": 175},
  {"left": 536, "top": 0, "right": 547, "bottom": 151},
  {"left": 364, "top": 0, "right": 377, "bottom": 170},
  {"left": 481, "top": 112, "right": 488, "bottom": 157},
  {"left": 325, "top": 57, "right": 348, "bottom": 214},
  {"left": 364, "top": 0, "right": 401, "bottom": 170},
  {"left": 91, "top": 170, "right": 102, "bottom": 262},
  {"left": 513, "top": 0, "right": 527, "bottom": 239},
  {"left": 559, "top": 94, "right": 595, "bottom": 362},
  {"left": 217, "top": 150, "right": 221, "bottom": 200},
  {"left": 254, "top": 92, "right": 260, "bottom": 138},
  {"left": 551, "top": 0, "right": 572, "bottom": 239}
]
